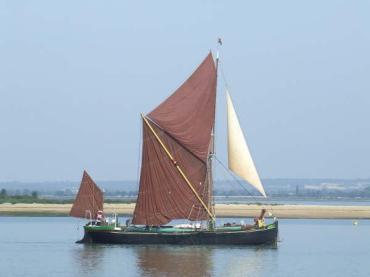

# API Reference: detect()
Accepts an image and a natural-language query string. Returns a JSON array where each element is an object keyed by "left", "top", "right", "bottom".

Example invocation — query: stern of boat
[{"left": 76, "top": 223, "right": 122, "bottom": 244}]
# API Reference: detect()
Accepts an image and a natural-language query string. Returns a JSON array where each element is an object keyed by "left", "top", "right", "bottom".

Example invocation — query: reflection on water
[
  {"left": 214, "top": 247, "right": 277, "bottom": 276},
  {"left": 136, "top": 245, "right": 277, "bottom": 277},
  {"left": 72, "top": 243, "right": 276, "bottom": 277},
  {"left": 73, "top": 245, "right": 108, "bottom": 276},
  {"left": 136, "top": 246, "right": 213, "bottom": 277}
]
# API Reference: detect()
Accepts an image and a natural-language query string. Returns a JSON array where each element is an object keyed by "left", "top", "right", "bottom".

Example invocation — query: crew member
[
  {"left": 96, "top": 210, "right": 105, "bottom": 225},
  {"left": 255, "top": 208, "right": 266, "bottom": 228}
]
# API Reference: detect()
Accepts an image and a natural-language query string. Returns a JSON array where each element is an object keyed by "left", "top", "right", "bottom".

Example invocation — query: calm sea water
[{"left": 0, "top": 217, "right": 369, "bottom": 277}]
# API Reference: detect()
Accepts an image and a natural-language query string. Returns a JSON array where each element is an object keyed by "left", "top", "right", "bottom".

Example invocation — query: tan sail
[{"left": 226, "top": 91, "right": 266, "bottom": 197}]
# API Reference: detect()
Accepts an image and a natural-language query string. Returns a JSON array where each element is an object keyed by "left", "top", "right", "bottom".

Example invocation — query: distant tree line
[
  {"left": 0, "top": 188, "right": 136, "bottom": 204},
  {"left": 2, "top": 186, "right": 370, "bottom": 204},
  {"left": 0, "top": 189, "right": 75, "bottom": 204},
  {"left": 0, "top": 189, "right": 44, "bottom": 204},
  {"left": 272, "top": 186, "right": 370, "bottom": 198}
]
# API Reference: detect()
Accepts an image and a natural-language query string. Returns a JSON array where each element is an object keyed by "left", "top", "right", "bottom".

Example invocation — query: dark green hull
[{"left": 78, "top": 221, "right": 278, "bottom": 246}]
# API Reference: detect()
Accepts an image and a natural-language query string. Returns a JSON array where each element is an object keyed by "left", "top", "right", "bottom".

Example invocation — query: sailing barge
[{"left": 72, "top": 52, "right": 278, "bottom": 245}]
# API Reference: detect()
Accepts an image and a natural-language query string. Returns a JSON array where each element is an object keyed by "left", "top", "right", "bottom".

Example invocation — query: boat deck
[{"left": 84, "top": 223, "right": 276, "bottom": 234}]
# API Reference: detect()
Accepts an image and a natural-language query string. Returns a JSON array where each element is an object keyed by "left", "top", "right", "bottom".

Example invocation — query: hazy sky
[{"left": 1, "top": 1, "right": 369, "bottom": 181}]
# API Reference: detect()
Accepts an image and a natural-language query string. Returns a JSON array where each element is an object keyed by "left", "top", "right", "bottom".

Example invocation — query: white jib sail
[{"left": 226, "top": 90, "right": 267, "bottom": 197}]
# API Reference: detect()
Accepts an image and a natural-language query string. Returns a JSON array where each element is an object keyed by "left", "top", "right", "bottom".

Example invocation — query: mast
[{"left": 208, "top": 39, "right": 222, "bottom": 223}]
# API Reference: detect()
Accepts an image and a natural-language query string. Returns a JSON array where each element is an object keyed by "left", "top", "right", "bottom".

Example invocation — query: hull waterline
[{"left": 77, "top": 221, "right": 278, "bottom": 246}]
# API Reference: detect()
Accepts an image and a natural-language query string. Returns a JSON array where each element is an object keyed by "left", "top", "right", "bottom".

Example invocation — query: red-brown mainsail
[
  {"left": 133, "top": 53, "right": 217, "bottom": 226},
  {"left": 70, "top": 170, "right": 103, "bottom": 219}
]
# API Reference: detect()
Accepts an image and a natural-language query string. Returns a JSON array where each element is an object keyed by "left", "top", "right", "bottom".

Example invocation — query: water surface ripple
[{"left": 0, "top": 217, "right": 368, "bottom": 276}]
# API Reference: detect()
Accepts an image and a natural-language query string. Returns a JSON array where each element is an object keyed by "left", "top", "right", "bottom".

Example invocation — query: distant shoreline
[{"left": 1, "top": 203, "right": 370, "bottom": 219}]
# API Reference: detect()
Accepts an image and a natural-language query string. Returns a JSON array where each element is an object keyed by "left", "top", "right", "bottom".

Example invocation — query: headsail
[
  {"left": 69, "top": 170, "right": 104, "bottom": 219},
  {"left": 226, "top": 91, "right": 266, "bottom": 197},
  {"left": 133, "top": 53, "right": 217, "bottom": 226}
]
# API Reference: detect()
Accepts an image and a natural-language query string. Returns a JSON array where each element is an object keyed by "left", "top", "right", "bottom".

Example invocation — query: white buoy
[{"left": 353, "top": 220, "right": 358, "bottom": 226}]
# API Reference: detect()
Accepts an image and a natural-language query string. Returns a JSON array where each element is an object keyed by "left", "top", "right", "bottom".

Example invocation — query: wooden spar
[
  {"left": 208, "top": 40, "right": 222, "bottom": 216},
  {"left": 141, "top": 113, "right": 215, "bottom": 221}
]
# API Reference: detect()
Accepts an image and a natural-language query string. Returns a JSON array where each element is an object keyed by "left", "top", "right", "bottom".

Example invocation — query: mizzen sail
[
  {"left": 133, "top": 53, "right": 217, "bottom": 226},
  {"left": 226, "top": 91, "right": 266, "bottom": 197},
  {"left": 69, "top": 170, "right": 104, "bottom": 219}
]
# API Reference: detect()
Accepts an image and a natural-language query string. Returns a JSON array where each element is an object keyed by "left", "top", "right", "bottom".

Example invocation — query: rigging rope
[
  {"left": 136, "top": 116, "right": 143, "bottom": 188},
  {"left": 213, "top": 155, "right": 259, "bottom": 202},
  {"left": 217, "top": 48, "right": 230, "bottom": 91},
  {"left": 214, "top": 155, "right": 275, "bottom": 218}
]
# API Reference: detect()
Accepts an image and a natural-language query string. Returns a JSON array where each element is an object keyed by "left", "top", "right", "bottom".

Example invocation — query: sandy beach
[{"left": 1, "top": 203, "right": 370, "bottom": 219}]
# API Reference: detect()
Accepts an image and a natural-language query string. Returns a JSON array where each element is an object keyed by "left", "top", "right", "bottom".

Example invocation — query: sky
[{"left": 0, "top": 0, "right": 369, "bottom": 181}]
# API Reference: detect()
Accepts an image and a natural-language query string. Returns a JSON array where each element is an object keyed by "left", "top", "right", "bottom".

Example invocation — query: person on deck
[
  {"left": 96, "top": 210, "right": 105, "bottom": 226},
  {"left": 254, "top": 208, "right": 266, "bottom": 228}
]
